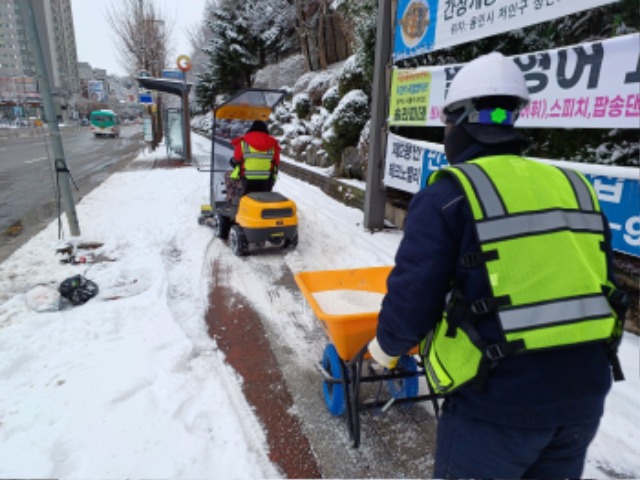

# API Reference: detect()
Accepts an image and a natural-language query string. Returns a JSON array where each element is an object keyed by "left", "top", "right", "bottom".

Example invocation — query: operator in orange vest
[{"left": 230, "top": 120, "right": 281, "bottom": 195}]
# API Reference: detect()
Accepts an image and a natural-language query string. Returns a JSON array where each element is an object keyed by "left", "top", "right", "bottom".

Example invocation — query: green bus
[{"left": 89, "top": 109, "right": 121, "bottom": 138}]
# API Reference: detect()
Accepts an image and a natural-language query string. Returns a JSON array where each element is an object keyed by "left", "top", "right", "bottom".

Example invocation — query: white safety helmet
[{"left": 441, "top": 52, "right": 529, "bottom": 125}]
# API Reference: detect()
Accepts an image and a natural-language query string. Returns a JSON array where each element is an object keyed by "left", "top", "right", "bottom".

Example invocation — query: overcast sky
[{"left": 70, "top": 0, "right": 209, "bottom": 77}]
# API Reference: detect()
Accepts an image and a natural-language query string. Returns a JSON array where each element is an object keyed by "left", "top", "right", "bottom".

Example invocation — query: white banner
[
  {"left": 384, "top": 133, "right": 448, "bottom": 192},
  {"left": 388, "top": 33, "right": 640, "bottom": 129},
  {"left": 393, "top": 0, "right": 619, "bottom": 60}
]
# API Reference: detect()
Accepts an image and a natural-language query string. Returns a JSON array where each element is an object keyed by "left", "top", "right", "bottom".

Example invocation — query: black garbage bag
[{"left": 59, "top": 274, "right": 99, "bottom": 305}]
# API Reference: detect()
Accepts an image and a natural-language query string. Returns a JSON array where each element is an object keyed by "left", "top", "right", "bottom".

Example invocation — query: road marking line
[{"left": 24, "top": 156, "right": 48, "bottom": 164}]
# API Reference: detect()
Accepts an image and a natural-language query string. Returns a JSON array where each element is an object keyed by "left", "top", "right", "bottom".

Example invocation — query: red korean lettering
[
  {"left": 625, "top": 94, "right": 640, "bottom": 117},
  {"left": 593, "top": 96, "right": 608, "bottom": 118}
]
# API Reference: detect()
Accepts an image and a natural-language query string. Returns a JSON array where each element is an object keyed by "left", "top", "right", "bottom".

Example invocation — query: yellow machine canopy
[{"left": 214, "top": 89, "right": 287, "bottom": 121}]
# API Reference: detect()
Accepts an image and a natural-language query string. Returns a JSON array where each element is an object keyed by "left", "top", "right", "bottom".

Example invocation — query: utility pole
[
  {"left": 364, "top": 0, "right": 394, "bottom": 230},
  {"left": 182, "top": 82, "right": 192, "bottom": 162},
  {"left": 20, "top": 0, "right": 80, "bottom": 236}
]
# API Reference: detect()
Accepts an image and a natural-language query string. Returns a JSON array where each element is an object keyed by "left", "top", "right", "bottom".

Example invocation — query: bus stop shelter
[{"left": 136, "top": 77, "right": 193, "bottom": 161}]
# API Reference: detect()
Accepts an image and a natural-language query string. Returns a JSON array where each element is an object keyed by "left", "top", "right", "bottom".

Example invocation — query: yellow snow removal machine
[{"left": 198, "top": 89, "right": 298, "bottom": 256}]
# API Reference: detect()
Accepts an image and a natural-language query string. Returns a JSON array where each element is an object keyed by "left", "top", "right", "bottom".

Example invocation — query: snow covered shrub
[
  {"left": 273, "top": 103, "right": 292, "bottom": 123},
  {"left": 307, "top": 71, "right": 335, "bottom": 105},
  {"left": 279, "top": 121, "right": 307, "bottom": 151},
  {"left": 293, "top": 93, "right": 312, "bottom": 119},
  {"left": 308, "top": 110, "right": 330, "bottom": 137},
  {"left": 293, "top": 70, "right": 319, "bottom": 94},
  {"left": 332, "top": 90, "right": 370, "bottom": 140},
  {"left": 323, "top": 89, "right": 370, "bottom": 164},
  {"left": 338, "top": 55, "right": 369, "bottom": 97},
  {"left": 322, "top": 86, "right": 341, "bottom": 113}
]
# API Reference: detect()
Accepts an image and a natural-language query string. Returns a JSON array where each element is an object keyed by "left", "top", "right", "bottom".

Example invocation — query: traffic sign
[
  {"left": 162, "top": 69, "right": 185, "bottom": 80},
  {"left": 177, "top": 55, "right": 192, "bottom": 72},
  {"left": 139, "top": 93, "right": 153, "bottom": 104}
]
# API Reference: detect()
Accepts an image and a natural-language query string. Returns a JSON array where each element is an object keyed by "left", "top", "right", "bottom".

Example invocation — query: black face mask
[
  {"left": 444, "top": 123, "right": 528, "bottom": 164},
  {"left": 444, "top": 124, "right": 477, "bottom": 164}
]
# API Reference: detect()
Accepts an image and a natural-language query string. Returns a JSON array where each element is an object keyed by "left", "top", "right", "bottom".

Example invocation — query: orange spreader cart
[{"left": 295, "top": 266, "right": 441, "bottom": 447}]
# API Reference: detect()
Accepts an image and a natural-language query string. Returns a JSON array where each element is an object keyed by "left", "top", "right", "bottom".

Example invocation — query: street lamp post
[{"left": 20, "top": 0, "right": 80, "bottom": 236}]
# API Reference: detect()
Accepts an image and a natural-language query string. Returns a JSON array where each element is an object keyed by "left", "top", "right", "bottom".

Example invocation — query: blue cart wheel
[
  {"left": 387, "top": 355, "right": 419, "bottom": 399},
  {"left": 322, "top": 344, "right": 345, "bottom": 416}
]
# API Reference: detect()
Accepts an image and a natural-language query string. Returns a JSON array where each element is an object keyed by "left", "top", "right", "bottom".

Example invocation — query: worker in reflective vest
[
  {"left": 367, "top": 52, "right": 627, "bottom": 479},
  {"left": 230, "top": 120, "right": 280, "bottom": 195}
]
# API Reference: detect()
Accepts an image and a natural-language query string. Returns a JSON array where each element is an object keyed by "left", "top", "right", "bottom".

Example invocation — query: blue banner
[
  {"left": 585, "top": 174, "right": 640, "bottom": 257},
  {"left": 394, "top": 0, "right": 438, "bottom": 61}
]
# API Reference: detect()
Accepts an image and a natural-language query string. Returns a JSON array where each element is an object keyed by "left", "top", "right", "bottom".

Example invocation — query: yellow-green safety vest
[
  {"left": 420, "top": 155, "right": 621, "bottom": 395},
  {"left": 231, "top": 141, "right": 274, "bottom": 180}
]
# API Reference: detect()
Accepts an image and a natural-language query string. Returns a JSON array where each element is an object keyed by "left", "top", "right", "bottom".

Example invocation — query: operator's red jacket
[{"left": 231, "top": 131, "right": 281, "bottom": 168}]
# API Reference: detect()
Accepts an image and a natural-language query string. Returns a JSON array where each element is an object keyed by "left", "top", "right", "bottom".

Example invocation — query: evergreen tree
[
  {"left": 195, "top": 0, "right": 298, "bottom": 108},
  {"left": 333, "top": 0, "right": 377, "bottom": 83}
]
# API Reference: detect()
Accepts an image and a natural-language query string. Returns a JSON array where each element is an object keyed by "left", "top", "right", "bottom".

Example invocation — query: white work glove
[{"left": 368, "top": 337, "right": 399, "bottom": 369}]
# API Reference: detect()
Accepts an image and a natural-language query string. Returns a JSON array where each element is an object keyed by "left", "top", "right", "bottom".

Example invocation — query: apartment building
[{"left": 0, "top": 0, "right": 79, "bottom": 122}]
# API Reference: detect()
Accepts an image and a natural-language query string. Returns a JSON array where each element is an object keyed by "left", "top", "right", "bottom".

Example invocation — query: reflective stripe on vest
[
  {"left": 425, "top": 156, "right": 615, "bottom": 382},
  {"left": 242, "top": 142, "right": 274, "bottom": 180},
  {"left": 500, "top": 294, "right": 612, "bottom": 332},
  {"left": 453, "top": 162, "right": 599, "bottom": 218},
  {"left": 476, "top": 210, "right": 604, "bottom": 243}
]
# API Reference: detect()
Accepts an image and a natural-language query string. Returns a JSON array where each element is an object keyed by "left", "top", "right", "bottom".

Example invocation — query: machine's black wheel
[
  {"left": 212, "top": 212, "right": 231, "bottom": 240},
  {"left": 268, "top": 237, "right": 284, "bottom": 247},
  {"left": 283, "top": 233, "right": 298, "bottom": 250},
  {"left": 229, "top": 225, "right": 248, "bottom": 256}
]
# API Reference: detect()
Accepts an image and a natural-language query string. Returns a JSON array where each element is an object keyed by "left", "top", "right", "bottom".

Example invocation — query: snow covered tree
[
  {"left": 244, "top": 0, "right": 299, "bottom": 64},
  {"left": 332, "top": 0, "right": 377, "bottom": 83},
  {"left": 195, "top": 0, "right": 298, "bottom": 108},
  {"left": 187, "top": 0, "right": 216, "bottom": 112},
  {"left": 322, "top": 89, "right": 369, "bottom": 165},
  {"left": 106, "top": 0, "right": 173, "bottom": 148},
  {"left": 106, "top": 0, "right": 172, "bottom": 77}
]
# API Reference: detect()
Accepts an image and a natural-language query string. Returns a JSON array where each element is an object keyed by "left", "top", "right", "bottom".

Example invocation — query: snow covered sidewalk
[{"left": 0, "top": 135, "right": 638, "bottom": 478}]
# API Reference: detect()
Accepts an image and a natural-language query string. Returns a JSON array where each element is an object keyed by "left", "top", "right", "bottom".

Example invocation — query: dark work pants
[
  {"left": 433, "top": 404, "right": 600, "bottom": 479},
  {"left": 241, "top": 178, "right": 273, "bottom": 195}
]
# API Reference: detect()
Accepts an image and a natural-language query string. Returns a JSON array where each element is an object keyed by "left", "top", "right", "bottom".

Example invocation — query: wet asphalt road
[{"left": 0, "top": 125, "right": 145, "bottom": 262}]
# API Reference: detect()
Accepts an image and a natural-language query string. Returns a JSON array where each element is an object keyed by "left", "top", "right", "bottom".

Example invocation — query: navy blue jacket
[{"left": 376, "top": 147, "right": 614, "bottom": 428}]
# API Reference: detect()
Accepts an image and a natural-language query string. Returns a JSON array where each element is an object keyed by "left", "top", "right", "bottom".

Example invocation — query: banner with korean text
[
  {"left": 389, "top": 33, "right": 640, "bottom": 129},
  {"left": 383, "top": 133, "right": 640, "bottom": 257},
  {"left": 393, "top": 0, "right": 618, "bottom": 61},
  {"left": 384, "top": 132, "right": 447, "bottom": 192}
]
